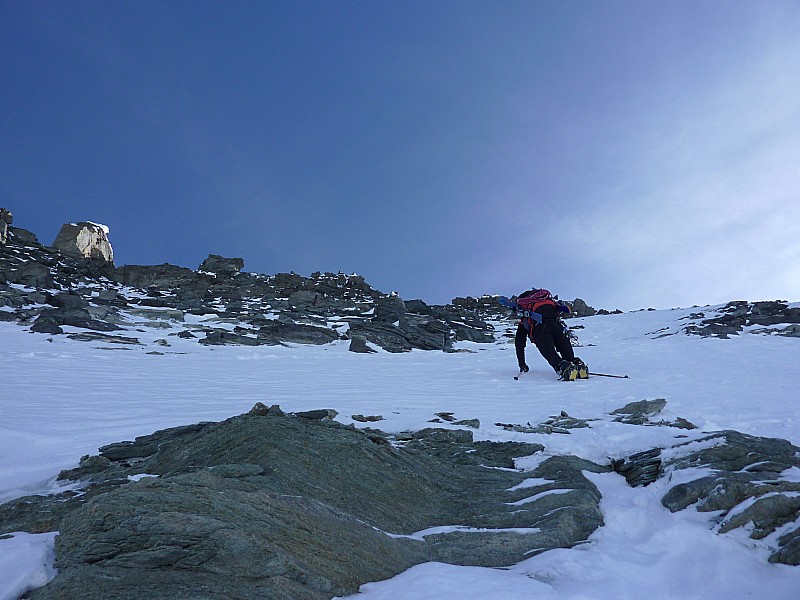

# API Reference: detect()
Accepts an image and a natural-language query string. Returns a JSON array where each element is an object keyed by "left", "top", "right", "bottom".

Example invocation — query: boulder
[
  {"left": 26, "top": 291, "right": 49, "bottom": 305},
  {"left": 198, "top": 254, "right": 244, "bottom": 277},
  {"left": 610, "top": 399, "right": 667, "bottom": 425},
  {"left": 256, "top": 322, "right": 340, "bottom": 346},
  {"left": 0, "top": 310, "right": 18, "bottom": 323},
  {"left": 34, "top": 307, "right": 120, "bottom": 332},
  {"left": 52, "top": 222, "right": 114, "bottom": 266},
  {"left": 451, "top": 322, "right": 495, "bottom": 344},
  {"left": 51, "top": 292, "right": 88, "bottom": 310},
  {"left": 6, "top": 262, "right": 55, "bottom": 289},
  {"left": 200, "top": 330, "right": 261, "bottom": 346},
  {"left": 288, "top": 290, "right": 322, "bottom": 310},
  {"left": 570, "top": 298, "right": 597, "bottom": 317},
  {"left": 113, "top": 264, "right": 198, "bottom": 289},
  {"left": 294, "top": 409, "right": 339, "bottom": 420},
  {"left": 348, "top": 319, "right": 453, "bottom": 353},
  {"left": 347, "top": 322, "right": 413, "bottom": 353},
  {"left": 30, "top": 316, "right": 64, "bottom": 335},
  {"left": 348, "top": 337, "right": 377, "bottom": 354},
  {"left": 405, "top": 299, "right": 433, "bottom": 315},
  {"left": 373, "top": 295, "right": 407, "bottom": 324},
  {"left": 66, "top": 332, "right": 141, "bottom": 345},
  {"left": 8, "top": 226, "right": 38, "bottom": 245}
]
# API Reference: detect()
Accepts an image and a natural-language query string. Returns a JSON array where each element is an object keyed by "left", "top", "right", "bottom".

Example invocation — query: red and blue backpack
[
  {"left": 498, "top": 289, "right": 570, "bottom": 340},
  {"left": 516, "top": 289, "right": 573, "bottom": 341},
  {"left": 516, "top": 289, "right": 556, "bottom": 314}
]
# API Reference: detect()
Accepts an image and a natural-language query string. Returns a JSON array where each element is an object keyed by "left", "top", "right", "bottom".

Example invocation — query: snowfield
[{"left": 1, "top": 305, "right": 799, "bottom": 599}]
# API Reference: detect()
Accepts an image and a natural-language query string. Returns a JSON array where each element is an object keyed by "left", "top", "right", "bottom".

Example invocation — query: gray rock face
[
  {"left": 3, "top": 409, "right": 604, "bottom": 600},
  {"left": 52, "top": 222, "right": 114, "bottom": 265}
]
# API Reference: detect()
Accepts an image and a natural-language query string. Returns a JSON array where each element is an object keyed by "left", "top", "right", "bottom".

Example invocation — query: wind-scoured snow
[{"left": 1, "top": 305, "right": 799, "bottom": 599}]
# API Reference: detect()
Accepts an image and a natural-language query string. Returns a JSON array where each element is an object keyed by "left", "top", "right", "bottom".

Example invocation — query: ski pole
[{"left": 589, "top": 372, "right": 629, "bottom": 379}]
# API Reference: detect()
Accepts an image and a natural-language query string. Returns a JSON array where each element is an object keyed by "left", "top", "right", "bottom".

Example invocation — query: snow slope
[{"left": 1, "top": 305, "right": 799, "bottom": 599}]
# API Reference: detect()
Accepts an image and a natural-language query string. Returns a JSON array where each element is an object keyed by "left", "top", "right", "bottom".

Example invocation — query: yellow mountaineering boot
[
  {"left": 558, "top": 360, "right": 578, "bottom": 381},
  {"left": 573, "top": 358, "right": 589, "bottom": 379}
]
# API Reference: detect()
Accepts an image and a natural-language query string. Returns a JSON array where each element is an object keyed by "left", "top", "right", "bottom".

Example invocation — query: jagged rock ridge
[{"left": 0, "top": 212, "right": 510, "bottom": 352}]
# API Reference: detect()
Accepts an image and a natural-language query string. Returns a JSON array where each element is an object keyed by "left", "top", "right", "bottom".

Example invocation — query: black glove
[{"left": 519, "top": 363, "right": 529, "bottom": 373}]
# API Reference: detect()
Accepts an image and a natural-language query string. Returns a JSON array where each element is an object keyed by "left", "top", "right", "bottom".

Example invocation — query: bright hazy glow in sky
[{"left": 2, "top": 1, "right": 799, "bottom": 310}]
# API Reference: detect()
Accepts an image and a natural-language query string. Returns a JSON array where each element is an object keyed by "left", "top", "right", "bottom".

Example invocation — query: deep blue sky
[{"left": 3, "top": 1, "right": 799, "bottom": 309}]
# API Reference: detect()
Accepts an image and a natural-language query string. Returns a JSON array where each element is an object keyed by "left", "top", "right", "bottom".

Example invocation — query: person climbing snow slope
[{"left": 512, "top": 289, "right": 588, "bottom": 381}]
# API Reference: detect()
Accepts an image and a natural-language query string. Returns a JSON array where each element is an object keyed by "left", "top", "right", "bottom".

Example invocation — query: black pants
[{"left": 515, "top": 321, "right": 575, "bottom": 372}]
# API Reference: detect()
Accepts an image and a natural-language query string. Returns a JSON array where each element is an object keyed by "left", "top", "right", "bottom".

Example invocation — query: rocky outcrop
[
  {"left": 610, "top": 398, "right": 696, "bottom": 430},
  {"left": 0, "top": 211, "right": 596, "bottom": 352},
  {"left": 198, "top": 253, "right": 245, "bottom": 277},
  {"left": 0, "top": 219, "right": 497, "bottom": 351},
  {"left": 1, "top": 408, "right": 605, "bottom": 600},
  {"left": 0, "top": 207, "right": 11, "bottom": 244},
  {"left": 9, "top": 225, "right": 38, "bottom": 245},
  {"left": 52, "top": 222, "right": 114, "bottom": 265},
  {"left": 113, "top": 263, "right": 198, "bottom": 289},
  {"left": 569, "top": 297, "right": 597, "bottom": 317},
  {"left": 613, "top": 430, "right": 800, "bottom": 565},
  {"left": 497, "top": 399, "right": 697, "bottom": 436},
  {"left": 683, "top": 301, "right": 800, "bottom": 338}
]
